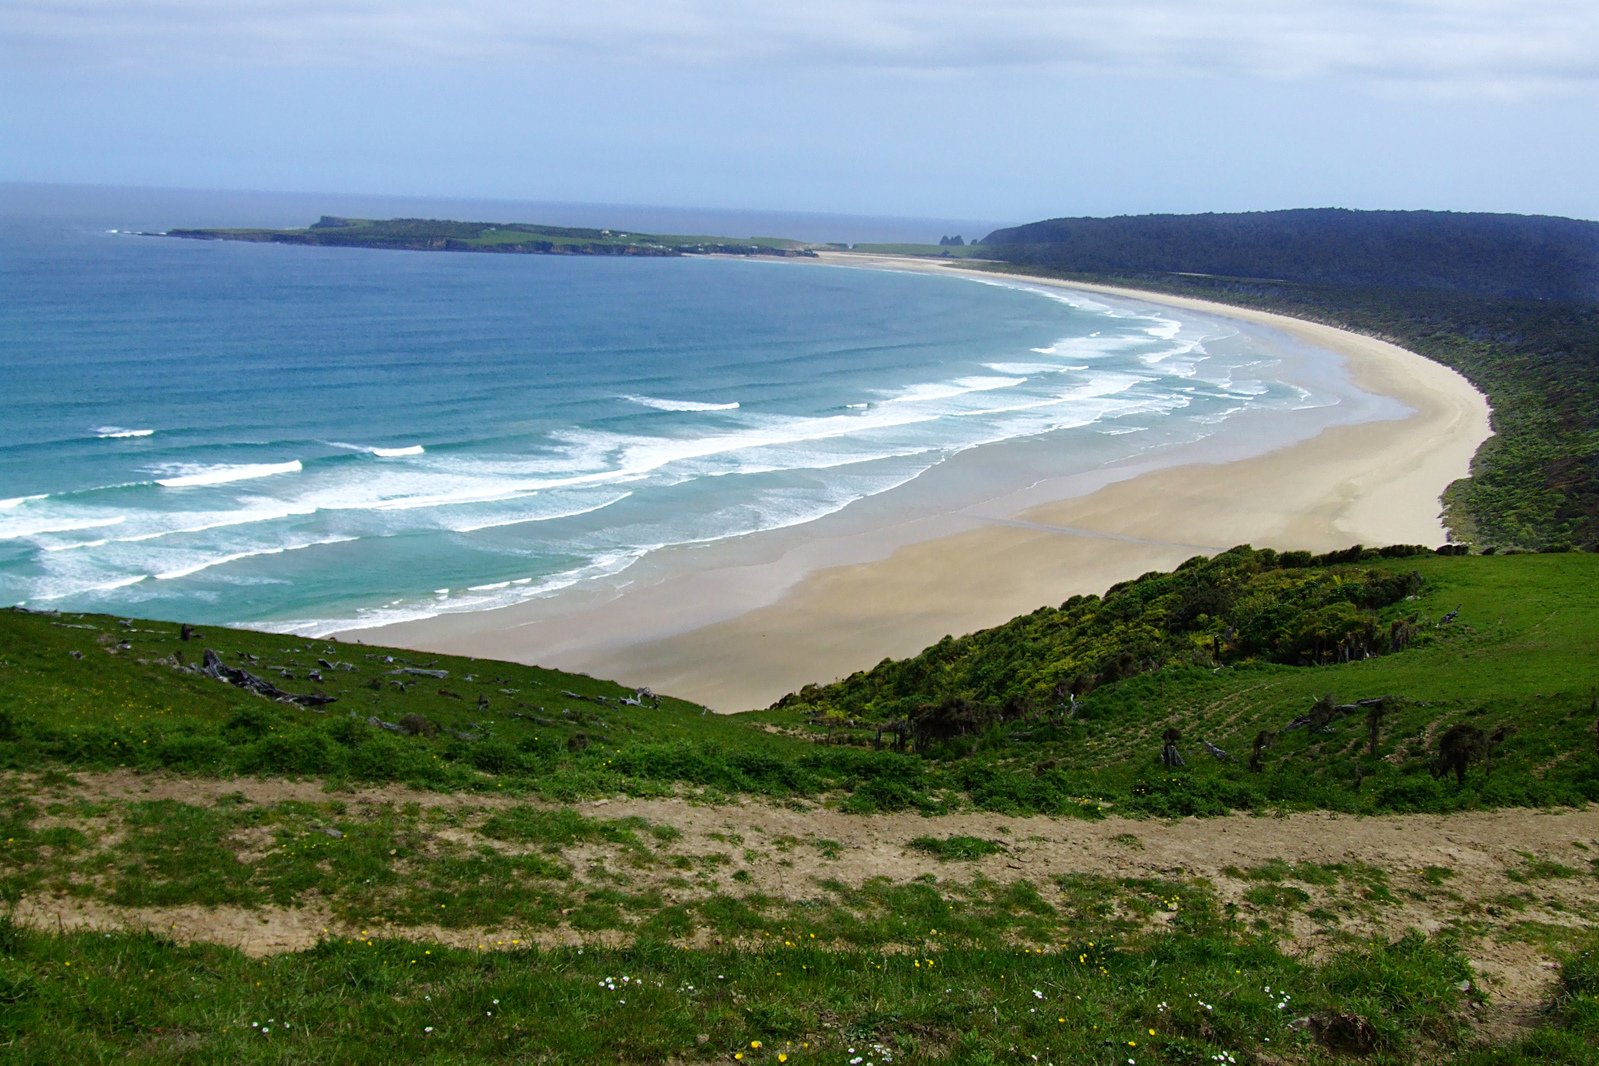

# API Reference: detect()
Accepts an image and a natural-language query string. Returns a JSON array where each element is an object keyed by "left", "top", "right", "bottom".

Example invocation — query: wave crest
[
  {"left": 155, "top": 460, "right": 303, "bottom": 488},
  {"left": 623, "top": 395, "right": 741, "bottom": 412}
]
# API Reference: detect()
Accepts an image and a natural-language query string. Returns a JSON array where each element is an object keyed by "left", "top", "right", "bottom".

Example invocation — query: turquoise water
[{"left": 1, "top": 186, "right": 1336, "bottom": 633}]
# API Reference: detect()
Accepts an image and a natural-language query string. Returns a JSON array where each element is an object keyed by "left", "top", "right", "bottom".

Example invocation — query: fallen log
[{"left": 202, "top": 649, "right": 337, "bottom": 707}]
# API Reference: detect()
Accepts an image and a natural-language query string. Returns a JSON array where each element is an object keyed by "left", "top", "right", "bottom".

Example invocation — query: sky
[{"left": 3, "top": 1, "right": 1597, "bottom": 225}]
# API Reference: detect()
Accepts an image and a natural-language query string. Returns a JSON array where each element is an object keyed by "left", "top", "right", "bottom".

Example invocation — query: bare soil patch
[{"left": 9, "top": 771, "right": 1596, "bottom": 1008}]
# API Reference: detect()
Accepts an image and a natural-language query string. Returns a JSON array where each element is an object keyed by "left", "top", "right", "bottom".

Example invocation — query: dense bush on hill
[
  {"left": 774, "top": 544, "right": 1437, "bottom": 727},
  {"left": 982, "top": 208, "right": 1599, "bottom": 301}
]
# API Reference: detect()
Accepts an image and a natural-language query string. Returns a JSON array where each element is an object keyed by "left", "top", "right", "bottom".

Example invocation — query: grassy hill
[
  {"left": 3, "top": 549, "right": 1599, "bottom": 1062},
  {"left": 764, "top": 547, "right": 1599, "bottom": 818},
  {"left": 5, "top": 548, "right": 1597, "bottom": 818}
]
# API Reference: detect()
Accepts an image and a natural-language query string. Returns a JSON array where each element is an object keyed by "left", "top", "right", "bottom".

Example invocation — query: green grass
[
  {"left": 759, "top": 550, "right": 1599, "bottom": 817},
  {"left": 5, "top": 552, "right": 1599, "bottom": 1059},
  {"left": 12, "top": 912, "right": 1582, "bottom": 1064},
  {"left": 5, "top": 550, "right": 1599, "bottom": 819},
  {"left": 906, "top": 835, "right": 1006, "bottom": 861}
]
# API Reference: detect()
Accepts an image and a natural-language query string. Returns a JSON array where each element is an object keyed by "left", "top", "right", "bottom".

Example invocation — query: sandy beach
[{"left": 338, "top": 256, "right": 1493, "bottom": 711}]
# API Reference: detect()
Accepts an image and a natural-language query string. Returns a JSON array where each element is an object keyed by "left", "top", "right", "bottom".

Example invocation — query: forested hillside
[
  {"left": 982, "top": 208, "right": 1599, "bottom": 301},
  {"left": 974, "top": 208, "right": 1599, "bottom": 549}
]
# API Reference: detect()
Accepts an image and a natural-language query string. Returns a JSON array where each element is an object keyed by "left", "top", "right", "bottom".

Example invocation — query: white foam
[
  {"left": 1191, "top": 405, "right": 1248, "bottom": 425},
  {"left": 586, "top": 405, "right": 938, "bottom": 479},
  {"left": 1032, "top": 334, "right": 1145, "bottom": 359},
  {"left": 446, "top": 491, "right": 632, "bottom": 533},
  {"left": 117, "top": 503, "right": 319, "bottom": 544},
  {"left": 31, "top": 572, "right": 149, "bottom": 602},
  {"left": 1142, "top": 318, "right": 1183, "bottom": 341},
  {"left": 880, "top": 376, "right": 1026, "bottom": 405},
  {"left": 41, "top": 538, "right": 110, "bottom": 553},
  {"left": 330, "top": 441, "right": 426, "bottom": 457},
  {"left": 272, "top": 549, "right": 648, "bottom": 637},
  {"left": 95, "top": 426, "right": 155, "bottom": 439},
  {"left": 153, "top": 535, "right": 358, "bottom": 581},
  {"left": 0, "top": 495, "right": 48, "bottom": 509},
  {"left": 962, "top": 276, "right": 1114, "bottom": 313},
  {"left": 982, "top": 361, "right": 1088, "bottom": 376},
  {"left": 156, "top": 460, "right": 303, "bottom": 488},
  {"left": 0, "top": 515, "right": 126, "bottom": 541},
  {"left": 623, "top": 395, "right": 741, "bottom": 412}
]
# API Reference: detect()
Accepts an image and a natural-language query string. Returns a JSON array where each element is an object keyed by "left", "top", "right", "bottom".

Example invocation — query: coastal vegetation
[
  {"left": 974, "top": 208, "right": 1599, "bottom": 551},
  {"left": 980, "top": 208, "right": 1599, "bottom": 302},
  {"left": 165, "top": 216, "right": 818, "bottom": 258},
  {"left": 5, "top": 547, "right": 1599, "bottom": 1060},
  {"left": 6, "top": 549, "right": 1597, "bottom": 819}
]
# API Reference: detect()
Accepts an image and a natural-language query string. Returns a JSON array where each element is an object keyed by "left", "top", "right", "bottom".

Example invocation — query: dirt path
[{"left": 11, "top": 771, "right": 1598, "bottom": 1007}]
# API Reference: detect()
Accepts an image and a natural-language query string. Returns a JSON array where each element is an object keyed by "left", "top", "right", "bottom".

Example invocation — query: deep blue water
[{"left": 1, "top": 185, "right": 1331, "bottom": 633}]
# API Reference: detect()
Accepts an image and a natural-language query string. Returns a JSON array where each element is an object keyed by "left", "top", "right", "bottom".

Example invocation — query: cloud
[{"left": 7, "top": 1, "right": 1597, "bottom": 97}]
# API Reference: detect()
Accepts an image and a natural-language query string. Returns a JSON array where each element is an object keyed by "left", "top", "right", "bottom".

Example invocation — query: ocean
[{"left": 0, "top": 184, "right": 1389, "bottom": 636}]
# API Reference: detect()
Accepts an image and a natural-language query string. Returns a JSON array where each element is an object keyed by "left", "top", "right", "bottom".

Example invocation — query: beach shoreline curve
[{"left": 333, "top": 255, "right": 1493, "bottom": 711}]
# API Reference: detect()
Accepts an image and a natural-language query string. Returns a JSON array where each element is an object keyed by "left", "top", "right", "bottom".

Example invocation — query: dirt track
[{"left": 11, "top": 771, "right": 1598, "bottom": 1010}]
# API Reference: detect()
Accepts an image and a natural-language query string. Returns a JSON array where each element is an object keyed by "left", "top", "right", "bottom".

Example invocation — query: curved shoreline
[{"left": 337, "top": 257, "right": 1492, "bottom": 711}]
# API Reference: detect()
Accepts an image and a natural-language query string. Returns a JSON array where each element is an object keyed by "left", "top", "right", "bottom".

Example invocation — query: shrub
[{"left": 151, "top": 732, "right": 229, "bottom": 772}]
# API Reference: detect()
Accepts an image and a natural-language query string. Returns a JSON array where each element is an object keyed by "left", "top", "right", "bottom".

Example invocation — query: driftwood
[
  {"left": 562, "top": 689, "right": 618, "bottom": 707},
  {"left": 202, "top": 649, "right": 336, "bottom": 707},
  {"left": 1201, "top": 739, "right": 1231, "bottom": 762},
  {"left": 1281, "top": 695, "right": 1392, "bottom": 734},
  {"left": 387, "top": 667, "right": 449, "bottom": 679}
]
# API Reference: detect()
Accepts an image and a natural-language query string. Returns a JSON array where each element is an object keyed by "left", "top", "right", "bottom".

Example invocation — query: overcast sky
[{"left": 4, "top": 1, "right": 1596, "bottom": 223}]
